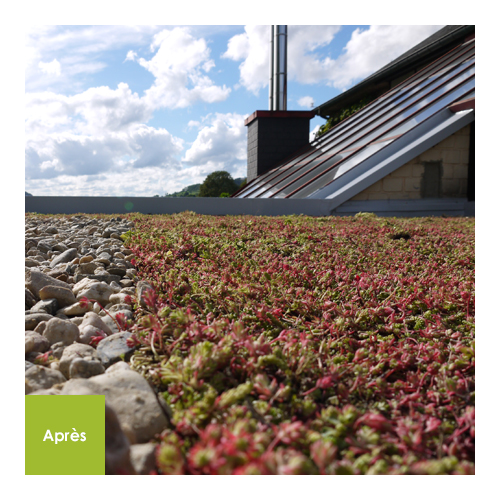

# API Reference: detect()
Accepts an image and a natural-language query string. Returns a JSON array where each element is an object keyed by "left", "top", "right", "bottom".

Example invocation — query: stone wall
[{"left": 351, "top": 124, "right": 471, "bottom": 201}]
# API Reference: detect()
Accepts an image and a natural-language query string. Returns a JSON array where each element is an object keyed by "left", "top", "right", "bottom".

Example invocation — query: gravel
[{"left": 24, "top": 215, "right": 168, "bottom": 474}]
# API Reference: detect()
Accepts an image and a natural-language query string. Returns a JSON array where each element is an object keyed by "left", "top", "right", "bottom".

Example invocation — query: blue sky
[{"left": 25, "top": 24, "right": 445, "bottom": 196}]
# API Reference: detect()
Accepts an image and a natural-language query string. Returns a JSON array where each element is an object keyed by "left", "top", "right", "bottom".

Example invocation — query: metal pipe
[
  {"left": 273, "top": 25, "right": 287, "bottom": 110},
  {"left": 269, "top": 26, "right": 274, "bottom": 111}
]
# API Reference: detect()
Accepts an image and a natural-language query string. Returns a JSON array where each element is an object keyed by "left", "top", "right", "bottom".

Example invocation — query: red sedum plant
[{"left": 123, "top": 212, "right": 474, "bottom": 475}]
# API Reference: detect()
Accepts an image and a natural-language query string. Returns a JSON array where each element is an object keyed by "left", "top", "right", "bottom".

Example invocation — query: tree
[{"left": 198, "top": 171, "right": 238, "bottom": 197}]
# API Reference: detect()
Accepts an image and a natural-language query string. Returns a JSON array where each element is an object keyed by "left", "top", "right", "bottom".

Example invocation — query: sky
[{"left": 25, "top": 24, "right": 446, "bottom": 197}]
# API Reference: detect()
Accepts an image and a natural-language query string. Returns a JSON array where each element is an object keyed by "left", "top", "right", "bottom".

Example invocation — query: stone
[
  {"left": 45, "top": 268, "right": 69, "bottom": 282},
  {"left": 60, "top": 370, "right": 169, "bottom": 443},
  {"left": 59, "top": 343, "right": 98, "bottom": 378},
  {"left": 95, "top": 257, "right": 110, "bottom": 266},
  {"left": 25, "top": 288, "right": 37, "bottom": 310},
  {"left": 105, "top": 361, "right": 131, "bottom": 374},
  {"left": 75, "top": 262, "right": 98, "bottom": 275},
  {"left": 53, "top": 243, "right": 69, "bottom": 253},
  {"left": 30, "top": 298, "right": 59, "bottom": 315},
  {"left": 37, "top": 240, "right": 53, "bottom": 253},
  {"left": 71, "top": 277, "right": 95, "bottom": 296},
  {"left": 76, "top": 281, "right": 115, "bottom": 306},
  {"left": 107, "top": 267, "right": 127, "bottom": 277},
  {"left": 109, "top": 281, "right": 122, "bottom": 292},
  {"left": 26, "top": 351, "right": 42, "bottom": 363},
  {"left": 25, "top": 332, "right": 51, "bottom": 354},
  {"left": 25, "top": 360, "right": 35, "bottom": 371},
  {"left": 69, "top": 357, "right": 105, "bottom": 379},
  {"left": 96, "top": 331, "right": 136, "bottom": 368},
  {"left": 50, "top": 247, "right": 78, "bottom": 268},
  {"left": 105, "top": 404, "right": 136, "bottom": 475},
  {"left": 25, "top": 238, "right": 38, "bottom": 251},
  {"left": 79, "top": 311, "right": 114, "bottom": 336},
  {"left": 78, "top": 324, "right": 107, "bottom": 345},
  {"left": 97, "top": 251, "right": 112, "bottom": 260},
  {"left": 25, "top": 313, "right": 54, "bottom": 331},
  {"left": 130, "top": 443, "right": 157, "bottom": 475},
  {"left": 43, "top": 317, "right": 80, "bottom": 346},
  {"left": 136, "top": 281, "right": 155, "bottom": 309},
  {"left": 25, "top": 365, "right": 67, "bottom": 394},
  {"left": 28, "top": 387, "right": 62, "bottom": 395},
  {"left": 109, "top": 293, "right": 131, "bottom": 305},
  {"left": 39, "top": 285, "right": 77, "bottom": 308},
  {"left": 25, "top": 258, "right": 40, "bottom": 268},
  {"left": 126, "top": 269, "right": 137, "bottom": 278},
  {"left": 74, "top": 273, "right": 121, "bottom": 284},
  {"left": 50, "top": 361, "right": 61, "bottom": 372},
  {"left": 25, "top": 268, "right": 72, "bottom": 300},
  {"left": 56, "top": 301, "right": 93, "bottom": 317},
  {"left": 34, "top": 321, "right": 47, "bottom": 335},
  {"left": 50, "top": 342, "right": 67, "bottom": 360},
  {"left": 100, "top": 309, "right": 133, "bottom": 334}
]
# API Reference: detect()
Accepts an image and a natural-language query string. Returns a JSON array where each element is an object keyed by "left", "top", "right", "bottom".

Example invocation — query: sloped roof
[
  {"left": 314, "top": 25, "right": 475, "bottom": 118},
  {"left": 235, "top": 36, "right": 475, "bottom": 200}
]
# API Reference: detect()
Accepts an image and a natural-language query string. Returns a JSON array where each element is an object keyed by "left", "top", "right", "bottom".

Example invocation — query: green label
[{"left": 25, "top": 395, "right": 105, "bottom": 475}]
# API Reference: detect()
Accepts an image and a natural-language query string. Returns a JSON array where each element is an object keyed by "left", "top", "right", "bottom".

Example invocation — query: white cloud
[
  {"left": 38, "top": 59, "right": 61, "bottom": 76},
  {"left": 182, "top": 112, "right": 247, "bottom": 178},
  {"left": 25, "top": 84, "right": 183, "bottom": 183},
  {"left": 25, "top": 83, "right": 152, "bottom": 137},
  {"left": 223, "top": 25, "right": 341, "bottom": 94},
  {"left": 125, "top": 50, "right": 137, "bottom": 62},
  {"left": 69, "top": 83, "right": 153, "bottom": 133},
  {"left": 140, "top": 27, "right": 231, "bottom": 109},
  {"left": 328, "top": 25, "right": 445, "bottom": 90},
  {"left": 26, "top": 125, "right": 184, "bottom": 182},
  {"left": 222, "top": 25, "right": 269, "bottom": 95},
  {"left": 298, "top": 96, "right": 314, "bottom": 108},
  {"left": 25, "top": 26, "right": 240, "bottom": 196},
  {"left": 25, "top": 25, "right": 160, "bottom": 92},
  {"left": 224, "top": 25, "right": 444, "bottom": 93}
]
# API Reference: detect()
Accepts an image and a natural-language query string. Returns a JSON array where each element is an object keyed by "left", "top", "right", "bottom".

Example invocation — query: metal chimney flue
[
  {"left": 246, "top": 25, "right": 312, "bottom": 182},
  {"left": 269, "top": 25, "right": 287, "bottom": 111},
  {"left": 269, "top": 26, "right": 274, "bottom": 111}
]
